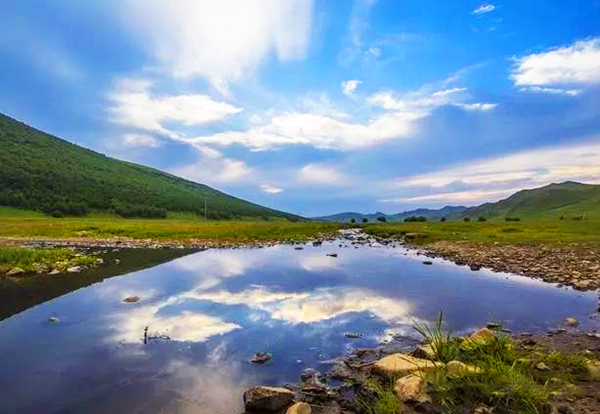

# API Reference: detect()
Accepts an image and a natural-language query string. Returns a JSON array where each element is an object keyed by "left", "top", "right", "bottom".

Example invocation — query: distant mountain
[
  {"left": 313, "top": 206, "right": 468, "bottom": 223},
  {"left": 0, "top": 113, "right": 301, "bottom": 220},
  {"left": 455, "top": 181, "right": 600, "bottom": 220}
]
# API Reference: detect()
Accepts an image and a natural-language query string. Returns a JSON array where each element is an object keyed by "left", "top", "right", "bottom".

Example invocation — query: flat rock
[
  {"left": 243, "top": 386, "right": 294, "bottom": 412},
  {"left": 394, "top": 374, "right": 429, "bottom": 403},
  {"left": 373, "top": 354, "right": 439, "bottom": 377},
  {"left": 48, "top": 316, "right": 60, "bottom": 323},
  {"left": 446, "top": 360, "right": 481, "bottom": 375},
  {"left": 123, "top": 296, "right": 140, "bottom": 303},
  {"left": 67, "top": 266, "right": 82, "bottom": 273},
  {"left": 6, "top": 267, "right": 25, "bottom": 276},
  {"left": 49, "top": 269, "right": 60, "bottom": 275},
  {"left": 286, "top": 402, "right": 312, "bottom": 414}
]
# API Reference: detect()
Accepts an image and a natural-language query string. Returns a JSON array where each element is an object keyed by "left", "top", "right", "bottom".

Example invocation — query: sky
[{"left": 1, "top": 0, "right": 600, "bottom": 217}]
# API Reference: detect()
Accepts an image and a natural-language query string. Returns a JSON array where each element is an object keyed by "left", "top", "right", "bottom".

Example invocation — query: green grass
[
  {"left": 0, "top": 247, "right": 97, "bottom": 273},
  {"left": 364, "top": 218, "right": 600, "bottom": 247},
  {"left": 0, "top": 207, "right": 341, "bottom": 243},
  {"left": 358, "top": 379, "right": 403, "bottom": 414}
]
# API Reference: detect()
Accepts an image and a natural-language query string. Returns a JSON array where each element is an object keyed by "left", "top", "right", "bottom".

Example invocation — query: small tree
[
  {"left": 377, "top": 216, "right": 387, "bottom": 223},
  {"left": 463, "top": 217, "right": 471, "bottom": 222},
  {"left": 362, "top": 218, "right": 368, "bottom": 223},
  {"left": 478, "top": 216, "right": 487, "bottom": 222},
  {"left": 350, "top": 218, "right": 356, "bottom": 223},
  {"left": 440, "top": 217, "right": 446, "bottom": 222}
]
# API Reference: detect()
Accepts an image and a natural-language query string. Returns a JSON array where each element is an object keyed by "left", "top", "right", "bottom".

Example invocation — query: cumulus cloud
[
  {"left": 298, "top": 164, "right": 349, "bottom": 186},
  {"left": 385, "top": 140, "right": 600, "bottom": 205},
  {"left": 171, "top": 154, "right": 254, "bottom": 185},
  {"left": 120, "top": 0, "right": 314, "bottom": 93},
  {"left": 261, "top": 184, "right": 284, "bottom": 194},
  {"left": 511, "top": 38, "right": 600, "bottom": 89},
  {"left": 108, "top": 79, "right": 242, "bottom": 137},
  {"left": 472, "top": 4, "right": 495, "bottom": 15},
  {"left": 342, "top": 79, "right": 362, "bottom": 95},
  {"left": 123, "top": 133, "right": 162, "bottom": 148}
]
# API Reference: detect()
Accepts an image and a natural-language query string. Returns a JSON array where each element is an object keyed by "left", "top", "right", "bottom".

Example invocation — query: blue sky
[{"left": 1, "top": 0, "right": 600, "bottom": 216}]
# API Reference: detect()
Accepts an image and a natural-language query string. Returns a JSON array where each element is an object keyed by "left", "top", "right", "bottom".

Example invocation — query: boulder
[
  {"left": 251, "top": 352, "right": 272, "bottom": 364},
  {"left": 286, "top": 402, "right": 311, "bottom": 414},
  {"left": 243, "top": 386, "right": 294, "bottom": 412},
  {"left": 6, "top": 267, "right": 25, "bottom": 276},
  {"left": 394, "top": 374, "right": 429, "bottom": 403},
  {"left": 446, "top": 360, "right": 482, "bottom": 375},
  {"left": 67, "top": 266, "right": 82, "bottom": 273},
  {"left": 585, "top": 360, "right": 600, "bottom": 380},
  {"left": 49, "top": 316, "right": 60, "bottom": 323},
  {"left": 411, "top": 344, "right": 436, "bottom": 360},
  {"left": 466, "top": 328, "right": 496, "bottom": 345},
  {"left": 49, "top": 269, "right": 60, "bottom": 275},
  {"left": 565, "top": 317, "right": 579, "bottom": 327},
  {"left": 373, "top": 354, "right": 440, "bottom": 378},
  {"left": 535, "top": 362, "right": 550, "bottom": 371}
]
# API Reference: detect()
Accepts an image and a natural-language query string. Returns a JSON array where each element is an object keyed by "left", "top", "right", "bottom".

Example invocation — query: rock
[
  {"left": 48, "top": 316, "right": 60, "bottom": 323},
  {"left": 286, "top": 402, "right": 311, "bottom": 414},
  {"left": 251, "top": 352, "right": 272, "bottom": 364},
  {"left": 535, "top": 362, "right": 551, "bottom": 371},
  {"left": 123, "top": 296, "right": 140, "bottom": 303},
  {"left": 394, "top": 374, "right": 429, "bottom": 403},
  {"left": 114, "top": 259, "right": 121, "bottom": 264},
  {"left": 446, "top": 360, "right": 482, "bottom": 375},
  {"left": 300, "top": 368, "right": 319, "bottom": 382},
  {"left": 295, "top": 247, "right": 304, "bottom": 250},
  {"left": 469, "top": 264, "right": 482, "bottom": 271},
  {"left": 565, "top": 317, "right": 578, "bottom": 327},
  {"left": 66, "top": 266, "right": 82, "bottom": 273},
  {"left": 486, "top": 322, "right": 502, "bottom": 329},
  {"left": 49, "top": 269, "right": 60, "bottom": 275},
  {"left": 344, "top": 332, "right": 361, "bottom": 339},
  {"left": 465, "top": 328, "right": 496, "bottom": 345},
  {"left": 243, "top": 386, "right": 294, "bottom": 412},
  {"left": 312, "top": 241, "right": 322, "bottom": 247},
  {"left": 326, "top": 253, "right": 338, "bottom": 258},
  {"left": 95, "top": 258, "right": 104, "bottom": 264},
  {"left": 473, "top": 406, "right": 493, "bottom": 414},
  {"left": 585, "top": 359, "right": 600, "bottom": 380},
  {"left": 372, "top": 354, "right": 440, "bottom": 378},
  {"left": 422, "top": 261, "right": 433, "bottom": 265},
  {"left": 6, "top": 267, "right": 25, "bottom": 276},
  {"left": 411, "top": 344, "right": 436, "bottom": 360}
]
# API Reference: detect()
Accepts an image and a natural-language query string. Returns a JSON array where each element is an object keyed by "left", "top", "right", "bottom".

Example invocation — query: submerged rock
[
  {"left": 326, "top": 253, "right": 338, "bottom": 258},
  {"left": 48, "top": 316, "right": 60, "bottom": 323},
  {"left": 344, "top": 332, "right": 361, "bottom": 339},
  {"left": 251, "top": 352, "right": 272, "bottom": 364},
  {"left": 565, "top": 317, "right": 579, "bottom": 327},
  {"left": 422, "top": 261, "right": 433, "bottom": 265},
  {"left": 243, "top": 386, "right": 294, "bottom": 412},
  {"left": 123, "top": 296, "right": 140, "bottom": 303}
]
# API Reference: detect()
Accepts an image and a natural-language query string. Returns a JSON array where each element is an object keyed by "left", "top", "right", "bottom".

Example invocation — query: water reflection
[{"left": 1, "top": 240, "right": 599, "bottom": 413}]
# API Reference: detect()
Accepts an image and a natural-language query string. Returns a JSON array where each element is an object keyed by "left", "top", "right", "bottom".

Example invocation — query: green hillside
[
  {"left": 457, "top": 182, "right": 600, "bottom": 220},
  {"left": 0, "top": 113, "right": 300, "bottom": 220},
  {"left": 314, "top": 206, "right": 467, "bottom": 223}
]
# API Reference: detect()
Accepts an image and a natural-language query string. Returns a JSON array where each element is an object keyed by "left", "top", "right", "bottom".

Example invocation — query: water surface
[{"left": 1, "top": 238, "right": 598, "bottom": 413}]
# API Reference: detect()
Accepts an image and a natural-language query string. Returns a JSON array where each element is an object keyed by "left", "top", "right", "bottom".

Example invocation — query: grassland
[
  {"left": 0, "top": 207, "right": 341, "bottom": 245},
  {"left": 0, "top": 247, "right": 97, "bottom": 273},
  {"left": 364, "top": 218, "right": 600, "bottom": 247}
]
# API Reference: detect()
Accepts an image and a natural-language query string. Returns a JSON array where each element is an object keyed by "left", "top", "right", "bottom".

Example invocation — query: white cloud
[
  {"left": 261, "top": 184, "right": 284, "bottom": 194},
  {"left": 108, "top": 79, "right": 242, "bottom": 137},
  {"left": 511, "top": 38, "right": 600, "bottom": 88},
  {"left": 342, "top": 79, "right": 362, "bottom": 96},
  {"left": 454, "top": 103, "right": 498, "bottom": 111},
  {"left": 367, "top": 87, "right": 467, "bottom": 111},
  {"left": 120, "top": 0, "right": 314, "bottom": 92},
  {"left": 123, "top": 133, "right": 162, "bottom": 148},
  {"left": 298, "top": 164, "right": 349, "bottom": 186},
  {"left": 519, "top": 86, "right": 581, "bottom": 96},
  {"left": 386, "top": 140, "right": 600, "bottom": 205},
  {"left": 472, "top": 4, "right": 495, "bottom": 15},
  {"left": 171, "top": 154, "right": 254, "bottom": 185}
]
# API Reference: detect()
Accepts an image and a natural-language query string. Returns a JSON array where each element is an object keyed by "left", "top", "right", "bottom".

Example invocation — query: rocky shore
[
  {"left": 419, "top": 241, "right": 600, "bottom": 291},
  {"left": 241, "top": 326, "right": 600, "bottom": 414}
]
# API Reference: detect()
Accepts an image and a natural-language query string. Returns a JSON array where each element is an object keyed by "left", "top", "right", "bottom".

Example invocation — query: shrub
[
  {"left": 463, "top": 217, "right": 471, "bottom": 222},
  {"left": 505, "top": 217, "right": 521, "bottom": 222},
  {"left": 362, "top": 218, "right": 368, "bottom": 223},
  {"left": 376, "top": 216, "right": 387, "bottom": 223},
  {"left": 404, "top": 216, "right": 427, "bottom": 222},
  {"left": 478, "top": 216, "right": 487, "bottom": 222},
  {"left": 350, "top": 218, "right": 356, "bottom": 223},
  {"left": 440, "top": 216, "right": 446, "bottom": 222}
]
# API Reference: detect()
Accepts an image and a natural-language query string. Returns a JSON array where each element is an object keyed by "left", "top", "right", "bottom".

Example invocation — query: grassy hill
[
  {"left": 0, "top": 113, "right": 300, "bottom": 220},
  {"left": 456, "top": 182, "right": 600, "bottom": 220}
]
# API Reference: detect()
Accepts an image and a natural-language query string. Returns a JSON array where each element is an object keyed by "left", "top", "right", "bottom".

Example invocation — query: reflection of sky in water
[{"left": 1, "top": 241, "right": 599, "bottom": 413}]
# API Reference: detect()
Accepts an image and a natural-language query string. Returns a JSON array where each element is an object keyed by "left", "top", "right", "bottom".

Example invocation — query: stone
[
  {"left": 344, "top": 332, "right": 361, "bottom": 339},
  {"left": 326, "top": 253, "right": 338, "bottom": 258},
  {"left": 394, "top": 374, "right": 429, "bottom": 403},
  {"left": 466, "top": 328, "right": 496, "bottom": 345},
  {"left": 486, "top": 322, "right": 502, "bottom": 329},
  {"left": 565, "top": 317, "right": 578, "bottom": 327},
  {"left": 114, "top": 259, "right": 121, "bottom": 264},
  {"left": 295, "top": 247, "right": 304, "bottom": 250},
  {"left": 286, "top": 402, "right": 311, "bottom": 414},
  {"left": 585, "top": 359, "right": 600, "bottom": 380},
  {"left": 372, "top": 354, "right": 440, "bottom": 377},
  {"left": 446, "top": 360, "right": 482, "bottom": 375},
  {"left": 49, "top": 317, "right": 60, "bottom": 323},
  {"left": 411, "top": 344, "right": 436, "bottom": 360},
  {"left": 422, "top": 261, "right": 433, "bottom": 265},
  {"left": 123, "top": 296, "right": 140, "bottom": 303},
  {"left": 243, "top": 386, "right": 294, "bottom": 412},
  {"left": 67, "top": 266, "right": 82, "bottom": 273},
  {"left": 535, "top": 362, "right": 550, "bottom": 371},
  {"left": 6, "top": 267, "right": 25, "bottom": 276},
  {"left": 49, "top": 269, "right": 60, "bottom": 275},
  {"left": 251, "top": 352, "right": 272, "bottom": 364}
]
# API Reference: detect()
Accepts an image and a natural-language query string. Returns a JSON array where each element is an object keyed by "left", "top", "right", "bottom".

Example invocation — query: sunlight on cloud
[
  {"left": 472, "top": 4, "right": 496, "bottom": 15},
  {"left": 120, "top": 0, "right": 314, "bottom": 93},
  {"left": 260, "top": 184, "right": 284, "bottom": 194},
  {"left": 123, "top": 133, "right": 162, "bottom": 148},
  {"left": 342, "top": 79, "right": 362, "bottom": 96},
  {"left": 298, "top": 164, "right": 349, "bottom": 186},
  {"left": 512, "top": 38, "right": 600, "bottom": 88}
]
